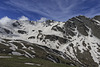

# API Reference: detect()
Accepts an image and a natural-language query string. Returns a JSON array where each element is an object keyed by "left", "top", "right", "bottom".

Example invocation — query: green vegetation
[
  {"left": 0, "top": 39, "right": 77, "bottom": 67},
  {"left": 0, "top": 55, "right": 76, "bottom": 67}
]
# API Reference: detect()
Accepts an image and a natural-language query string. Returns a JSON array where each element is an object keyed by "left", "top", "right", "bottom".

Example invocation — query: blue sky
[{"left": 0, "top": 0, "right": 100, "bottom": 21}]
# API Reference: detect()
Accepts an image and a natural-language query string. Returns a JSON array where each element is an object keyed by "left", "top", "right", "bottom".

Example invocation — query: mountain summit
[{"left": 0, "top": 15, "right": 100, "bottom": 67}]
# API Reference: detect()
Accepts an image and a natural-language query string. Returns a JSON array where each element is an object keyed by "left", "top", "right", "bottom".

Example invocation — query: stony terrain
[{"left": 0, "top": 15, "right": 100, "bottom": 67}]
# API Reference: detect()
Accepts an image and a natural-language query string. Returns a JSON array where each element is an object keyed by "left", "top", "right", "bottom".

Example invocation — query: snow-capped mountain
[{"left": 0, "top": 15, "right": 100, "bottom": 67}]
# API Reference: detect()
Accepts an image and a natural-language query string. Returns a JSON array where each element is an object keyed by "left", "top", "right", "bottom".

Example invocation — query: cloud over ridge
[
  {"left": 0, "top": 16, "right": 11, "bottom": 25},
  {"left": 18, "top": 16, "right": 29, "bottom": 21}
]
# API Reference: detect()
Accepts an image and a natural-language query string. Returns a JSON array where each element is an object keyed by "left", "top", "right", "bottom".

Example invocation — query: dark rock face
[
  {"left": 93, "top": 15, "right": 100, "bottom": 21},
  {"left": 3, "top": 28, "right": 13, "bottom": 34},
  {"left": 64, "top": 16, "right": 89, "bottom": 36},
  {"left": 76, "top": 16, "right": 100, "bottom": 39},
  {"left": 28, "top": 36, "right": 35, "bottom": 39},
  {"left": 18, "top": 30, "right": 27, "bottom": 34},
  {"left": 64, "top": 15, "right": 100, "bottom": 39},
  {"left": 62, "top": 15, "right": 100, "bottom": 67},
  {"left": 52, "top": 25, "right": 65, "bottom": 33},
  {"left": 38, "top": 30, "right": 42, "bottom": 33},
  {"left": 12, "top": 21, "right": 21, "bottom": 27},
  {"left": 0, "top": 43, "right": 13, "bottom": 54},
  {"left": 45, "top": 20, "right": 54, "bottom": 25},
  {"left": 0, "top": 28, "right": 13, "bottom": 34},
  {"left": 75, "top": 46, "right": 98, "bottom": 67},
  {"left": 45, "top": 35, "right": 67, "bottom": 44}
]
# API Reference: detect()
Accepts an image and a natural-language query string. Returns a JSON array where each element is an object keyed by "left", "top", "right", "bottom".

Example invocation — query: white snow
[
  {"left": 92, "top": 19, "right": 100, "bottom": 25},
  {"left": 25, "top": 63, "right": 41, "bottom": 66},
  {"left": 12, "top": 52, "right": 22, "bottom": 56},
  {"left": 0, "top": 56, "right": 12, "bottom": 58},
  {"left": 9, "top": 43, "right": 18, "bottom": 51},
  {"left": 0, "top": 18, "right": 100, "bottom": 67}
]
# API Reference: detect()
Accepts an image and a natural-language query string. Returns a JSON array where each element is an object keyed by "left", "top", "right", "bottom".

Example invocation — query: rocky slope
[{"left": 0, "top": 15, "right": 100, "bottom": 67}]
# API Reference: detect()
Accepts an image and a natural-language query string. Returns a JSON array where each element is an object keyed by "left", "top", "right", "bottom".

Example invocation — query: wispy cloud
[{"left": 3, "top": 0, "right": 100, "bottom": 21}]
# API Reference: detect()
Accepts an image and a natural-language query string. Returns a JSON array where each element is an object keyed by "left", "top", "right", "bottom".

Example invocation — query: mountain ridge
[{"left": 0, "top": 15, "right": 100, "bottom": 67}]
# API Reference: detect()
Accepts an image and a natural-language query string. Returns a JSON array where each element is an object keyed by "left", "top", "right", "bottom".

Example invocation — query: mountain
[{"left": 0, "top": 15, "right": 100, "bottom": 67}]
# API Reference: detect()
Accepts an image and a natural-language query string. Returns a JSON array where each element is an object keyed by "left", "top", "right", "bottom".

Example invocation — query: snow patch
[{"left": 25, "top": 63, "right": 41, "bottom": 66}]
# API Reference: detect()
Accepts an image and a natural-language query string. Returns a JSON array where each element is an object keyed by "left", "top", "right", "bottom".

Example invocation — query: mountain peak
[
  {"left": 93, "top": 15, "right": 100, "bottom": 21},
  {"left": 0, "top": 15, "right": 100, "bottom": 67}
]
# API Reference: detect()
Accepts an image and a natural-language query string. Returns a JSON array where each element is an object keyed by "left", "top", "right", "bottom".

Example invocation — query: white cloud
[
  {"left": 0, "top": 16, "right": 12, "bottom": 25},
  {"left": 18, "top": 16, "right": 29, "bottom": 21},
  {"left": 37, "top": 17, "right": 47, "bottom": 22}
]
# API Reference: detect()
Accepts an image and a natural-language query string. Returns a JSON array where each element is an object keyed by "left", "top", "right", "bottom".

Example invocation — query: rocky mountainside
[{"left": 0, "top": 15, "right": 100, "bottom": 67}]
